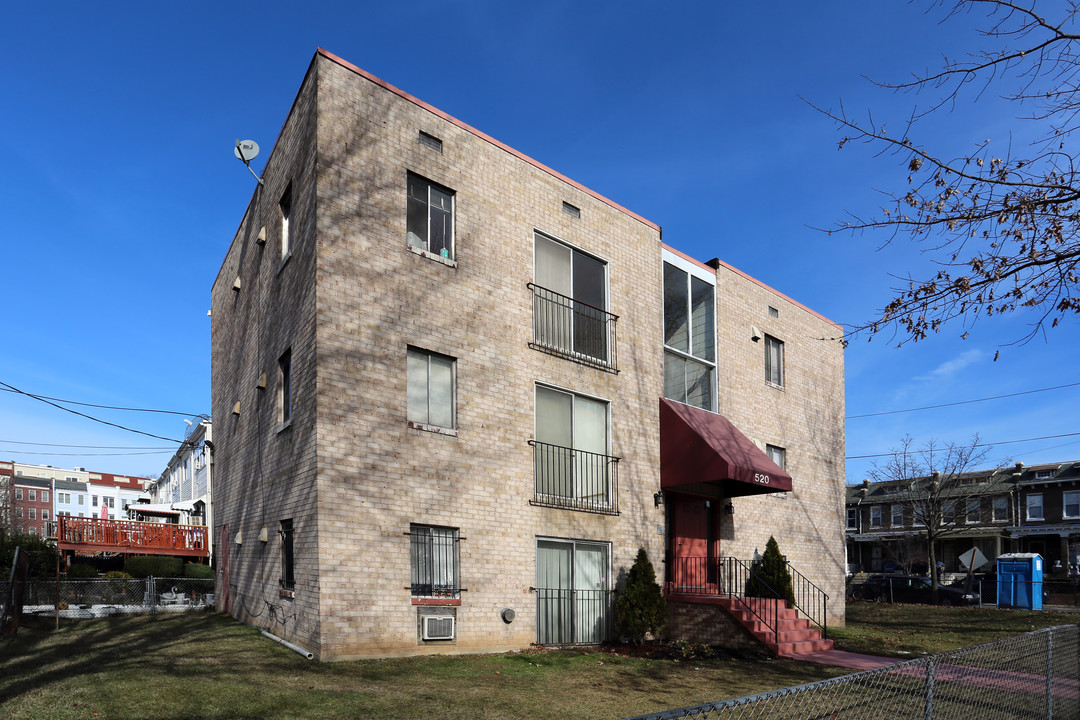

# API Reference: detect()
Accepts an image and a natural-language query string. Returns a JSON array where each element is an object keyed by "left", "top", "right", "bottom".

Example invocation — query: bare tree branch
[{"left": 821, "top": 0, "right": 1080, "bottom": 348}]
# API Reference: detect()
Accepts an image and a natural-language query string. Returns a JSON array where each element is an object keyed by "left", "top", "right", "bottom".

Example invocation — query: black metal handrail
[
  {"left": 786, "top": 561, "right": 828, "bottom": 637},
  {"left": 532, "top": 587, "right": 612, "bottom": 645},
  {"left": 528, "top": 440, "right": 619, "bottom": 514},
  {"left": 528, "top": 283, "right": 618, "bottom": 372},
  {"left": 719, "top": 556, "right": 783, "bottom": 647}
]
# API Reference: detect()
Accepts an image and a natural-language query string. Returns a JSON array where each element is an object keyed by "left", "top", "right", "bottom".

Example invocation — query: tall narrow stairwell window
[{"left": 663, "top": 253, "right": 716, "bottom": 411}]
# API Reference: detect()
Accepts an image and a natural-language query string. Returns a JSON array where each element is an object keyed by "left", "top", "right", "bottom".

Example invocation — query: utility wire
[
  {"left": 847, "top": 431, "right": 1080, "bottom": 460},
  {"left": 846, "top": 382, "right": 1080, "bottom": 419},
  {"left": 0, "top": 380, "right": 183, "bottom": 444},
  {"left": 4, "top": 449, "right": 172, "bottom": 457},
  {"left": 0, "top": 385, "right": 203, "bottom": 417},
  {"left": 0, "top": 440, "right": 174, "bottom": 450}
]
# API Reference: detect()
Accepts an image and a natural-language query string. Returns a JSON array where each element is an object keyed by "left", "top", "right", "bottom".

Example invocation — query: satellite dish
[{"left": 234, "top": 139, "right": 260, "bottom": 162}]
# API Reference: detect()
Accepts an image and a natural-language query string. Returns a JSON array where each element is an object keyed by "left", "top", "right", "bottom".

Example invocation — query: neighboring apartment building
[
  {"left": 0, "top": 461, "right": 12, "bottom": 533},
  {"left": 211, "top": 49, "right": 846, "bottom": 660},
  {"left": 846, "top": 461, "right": 1080, "bottom": 575},
  {"left": 12, "top": 476, "right": 51, "bottom": 536},
  {"left": 7, "top": 462, "right": 150, "bottom": 532},
  {"left": 143, "top": 420, "right": 214, "bottom": 559}
]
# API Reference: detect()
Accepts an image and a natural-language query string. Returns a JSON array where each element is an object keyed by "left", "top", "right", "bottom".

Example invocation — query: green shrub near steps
[{"left": 124, "top": 555, "right": 183, "bottom": 578}]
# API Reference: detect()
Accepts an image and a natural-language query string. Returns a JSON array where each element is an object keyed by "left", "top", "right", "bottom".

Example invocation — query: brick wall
[{"left": 211, "top": 50, "right": 846, "bottom": 659}]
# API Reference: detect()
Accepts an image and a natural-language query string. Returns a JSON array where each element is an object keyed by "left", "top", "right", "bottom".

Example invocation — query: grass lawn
[
  {"left": 1, "top": 604, "right": 1076, "bottom": 720},
  {"left": 0, "top": 613, "right": 844, "bottom": 720},
  {"left": 833, "top": 600, "right": 1078, "bottom": 657}
]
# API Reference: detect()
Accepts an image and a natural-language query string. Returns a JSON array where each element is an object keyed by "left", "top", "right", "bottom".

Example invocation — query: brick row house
[
  {"left": 211, "top": 49, "right": 846, "bottom": 660},
  {"left": 5, "top": 462, "right": 149, "bottom": 538},
  {"left": 846, "top": 461, "right": 1080, "bottom": 575}
]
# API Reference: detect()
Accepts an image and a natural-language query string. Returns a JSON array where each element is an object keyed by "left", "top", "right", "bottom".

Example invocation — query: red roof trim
[{"left": 316, "top": 48, "right": 661, "bottom": 235}]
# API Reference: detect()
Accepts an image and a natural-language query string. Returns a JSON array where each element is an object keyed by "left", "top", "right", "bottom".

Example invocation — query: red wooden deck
[{"left": 57, "top": 516, "right": 209, "bottom": 558}]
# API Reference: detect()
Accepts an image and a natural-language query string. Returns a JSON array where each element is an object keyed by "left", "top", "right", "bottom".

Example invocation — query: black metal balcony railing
[
  {"left": 533, "top": 587, "right": 612, "bottom": 645},
  {"left": 528, "top": 283, "right": 618, "bottom": 372},
  {"left": 529, "top": 440, "right": 620, "bottom": 514}
]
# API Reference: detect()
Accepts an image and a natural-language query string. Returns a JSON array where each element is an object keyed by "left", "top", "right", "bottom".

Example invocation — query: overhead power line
[
  {"left": 846, "top": 431, "right": 1080, "bottom": 460},
  {"left": 0, "top": 380, "right": 183, "bottom": 444},
  {"left": 846, "top": 382, "right": 1080, "bottom": 419},
  {"left": 4, "top": 449, "right": 173, "bottom": 457},
  {"left": 0, "top": 439, "right": 173, "bottom": 450},
  {"left": 0, "top": 385, "right": 202, "bottom": 417}
]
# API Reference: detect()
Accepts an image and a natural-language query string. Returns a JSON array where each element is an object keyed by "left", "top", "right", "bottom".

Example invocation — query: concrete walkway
[{"left": 790, "top": 648, "right": 898, "bottom": 670}]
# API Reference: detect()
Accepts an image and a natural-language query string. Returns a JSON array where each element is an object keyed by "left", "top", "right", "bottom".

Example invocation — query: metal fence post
[
  {"left": 148, "top": 576, "right": 156, "bottom": 617},
  {"left": 924, "top": 657, "right": 935, "bottom": 720},
  {"left": 1047, "top": 629, "right": 1055, "bottom": 720}
]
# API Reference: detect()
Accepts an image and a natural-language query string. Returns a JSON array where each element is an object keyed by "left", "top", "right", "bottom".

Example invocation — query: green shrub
[
  {"left": 102, "top": 570, "right": 132, "bottom": 579},
  {"left": 614, "top": 547, "right": 667, "bottom": 644},
  {"left": 184, "top": 562, "right": 213, "bottom": 579},
  {"left": 124, "top": 555, "right": 183, "bottom": 578},
  {"left": 66, "top": 563, "right": 98, "bottom": 578},
  {"left": 746, "top": 536, "right": 796, "bottom": 608},
  {"left": 0, "top": 530, "right": 58, "bottom": 578}
]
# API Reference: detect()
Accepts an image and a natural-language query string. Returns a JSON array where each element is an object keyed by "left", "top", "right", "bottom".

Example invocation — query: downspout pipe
[{"left": 261, "top": 630, "right": 315, "bottom": 659}]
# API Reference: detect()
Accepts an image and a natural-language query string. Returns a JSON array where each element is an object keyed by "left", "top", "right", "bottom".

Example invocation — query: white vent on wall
[{"left": 422, "top": 615, "right": 455, "bottom": 641}]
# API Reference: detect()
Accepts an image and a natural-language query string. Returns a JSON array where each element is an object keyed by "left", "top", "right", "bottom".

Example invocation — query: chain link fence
[
  {"left": 621, "top": 624, "right": 1079, "bottom": 720},
  {"left": 3, "top": 577, "right": 214, "bottom": 620}
]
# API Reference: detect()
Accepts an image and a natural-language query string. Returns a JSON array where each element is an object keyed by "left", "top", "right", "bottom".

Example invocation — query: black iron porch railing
[
  {"left": 670, "top": 557, "right": 829, "bottom": 644},
  {"left": 528, "top": 440, "right": 620, "bottom": 514},
  {"left": 528, "top": 283, "right": 618, "bottom": 372},
  {"left": 786, "top": 560, "right": 828, "bottom": 637},
  {"left": 532, "top": 587, "right": 612, "bottom": 645}
]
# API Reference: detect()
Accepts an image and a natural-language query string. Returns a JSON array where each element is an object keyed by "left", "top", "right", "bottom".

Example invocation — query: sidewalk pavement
[{"left": 792, "top": 648, "right": 898, "bottom": 670}]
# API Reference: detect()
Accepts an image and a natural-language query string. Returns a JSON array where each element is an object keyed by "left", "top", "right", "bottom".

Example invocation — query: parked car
[{"left": 852, "top": 574, "right": 980, "bottom": 605}]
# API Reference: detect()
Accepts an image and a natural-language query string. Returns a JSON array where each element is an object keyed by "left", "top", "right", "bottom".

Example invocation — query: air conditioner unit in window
[{"left": 421, "top": 615, "right": 455, "bottom": 641}]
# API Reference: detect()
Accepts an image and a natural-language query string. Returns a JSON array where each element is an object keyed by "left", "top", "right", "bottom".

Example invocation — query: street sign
[{"left": 959, "top": 547, "right": 990, "bottom": 571}]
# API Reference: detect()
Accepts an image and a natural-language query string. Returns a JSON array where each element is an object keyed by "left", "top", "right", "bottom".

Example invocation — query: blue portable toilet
[{"left": 996, "top": 553, "right": 1043, "bottom": 610}]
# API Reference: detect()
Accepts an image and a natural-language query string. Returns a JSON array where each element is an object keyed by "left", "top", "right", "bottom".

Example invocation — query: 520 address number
[{"left": 753, "top": 473, "right": 771, "bottom": 485}]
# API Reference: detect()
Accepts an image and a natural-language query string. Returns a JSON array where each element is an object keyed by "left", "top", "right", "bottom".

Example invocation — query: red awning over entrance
[{"left": 660, "top": 398, "right": 793, "bottom": 497}]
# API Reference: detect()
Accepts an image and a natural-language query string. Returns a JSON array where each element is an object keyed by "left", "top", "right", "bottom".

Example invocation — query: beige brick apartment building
[{"left": 210, "top": 49, "right": 846, "bottom": 660}]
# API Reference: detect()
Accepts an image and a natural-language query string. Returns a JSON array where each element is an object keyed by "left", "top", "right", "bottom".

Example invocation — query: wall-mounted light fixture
[
  {"left": 234, "top": 531, "right": 243, "bottom": 545},
  {"left": 653, "top": 491, "right": 664, "bottom": 508},
  {"left": 258, "top": 527, "right": 269, "bottom": 543},
  {"left": 724, "top": 503, "right": 735, "bottom": 515}
]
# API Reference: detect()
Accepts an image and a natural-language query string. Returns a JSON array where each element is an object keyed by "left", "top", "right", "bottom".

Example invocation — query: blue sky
[{"left": 1, "top": 1, "right": 1077, "bottom": 482}]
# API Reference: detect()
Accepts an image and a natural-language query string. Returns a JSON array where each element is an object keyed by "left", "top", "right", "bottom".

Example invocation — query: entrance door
[
  {"left": 672, "top": 496, "right": 712, "bottom": 591},
  {"left": 536, "top": 539, "right": 610, "bottom": 644}
]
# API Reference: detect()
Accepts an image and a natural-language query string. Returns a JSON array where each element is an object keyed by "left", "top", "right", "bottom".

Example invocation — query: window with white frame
[
  {"left": 92, "top": 495, "right": 98, "bottom": 507},
  {"left": 847, "top": 507, "right": 858, "bottom": 530},
  {"left": 279, "top": 184, "right": 292, "bottom": 259},
  {"left": 870, "top": 505, "right": 882, "bottom": 528},
  {"left": 1026, "top": 493, "right": 1044, "bottom": 521},
  {"left": 29, "top": 508, "right": 36, "bottom": 520},
  {"left": 534, "top": 384, "right": 611, "bottom": 509},
  {"left": 891, "top": 504, "right": 903, "bottom": 527},
  {"left": 943, "top": 501, "right": 956, "bottom": 524},
  {"left": 41, "top": 490, "right": 48, "bottom": 503},
  {"left": 966, "top": 499, "right": 981, "bottom": 524},
  {"left": 410, "top": 524, "right": 460, "bottom": 598},
  {"left": 15, "top": 488, "right": 22, "bottom": 501},
  {"left": 766, "top": 444, "right": 786, "bottom": 470},
  {"left": 993, "top": 496, "right": 1009, "bottom": 522},
  {"left": 278, "top": 349, "right": 292, "bottom": 427},
  {"left": 663, "top": 255, "right": 716, "bottom": 411},
  {"left": 532, "top": 232, "right": 610, "bottom": 364},
  {"left": 765, "top": 335, "right": 785, "bottom": 388},
  {"left": 407, "top": 173, "right": 454, "bottom": 259},
  {"left": 78, "top": 495, "right": 84, "bottom": 505},
  {"left": 16, "top": 507, "right": 23, "bottom": 518},
  {"left": 1065, "top": 491, "right": 1080, "bottom": 519},
  {"left": 28, "top": 489, "right": 36, "bottom": 502},
  {"left": 407, "top": 347, "right": 456, "bottom": 431},
  {"left": 104, "top": 497, "right": 115, "bottom": 509},
  {"left": 42, "top": 510, "right": 48, "bottom": 521}
]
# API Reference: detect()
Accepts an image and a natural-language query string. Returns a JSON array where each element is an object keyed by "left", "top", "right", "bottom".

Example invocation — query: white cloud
[{"left": 914, "top": 349, "right": 987, "bottom": 382}]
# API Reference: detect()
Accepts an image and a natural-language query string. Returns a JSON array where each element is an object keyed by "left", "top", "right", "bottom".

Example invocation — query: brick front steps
[{"left": 667, "top": 593, "right": 833, "bottom": 657}]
